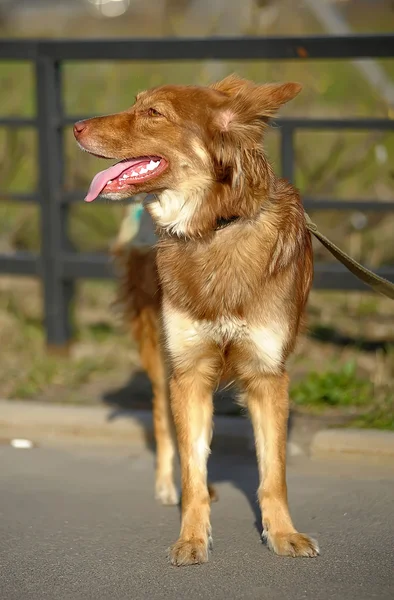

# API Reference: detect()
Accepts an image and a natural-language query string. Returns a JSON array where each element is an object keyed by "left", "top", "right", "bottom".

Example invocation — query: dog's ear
[
  {"left": 210, "top": 74, "right": 252, "bottom": 98},
  {"left": 209, "top": 76, "right": 301, "bottom": 190},
  {"left": 249, "top": 81, "right": 302, "bottom": 119},
  {"left": 212, "top": 75, "right": 302, "bottom": 130}
]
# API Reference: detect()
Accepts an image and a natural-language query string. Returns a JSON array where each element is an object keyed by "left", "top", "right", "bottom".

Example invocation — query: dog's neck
[
  {"left": 146, "top": 181, "right": 271, "bottom": 240},
  {"left": 159, "top": 213, "right": 245, "bottom": 240},
  {"left": 144, "top": 147, "right": 277, "bottom": 239}
]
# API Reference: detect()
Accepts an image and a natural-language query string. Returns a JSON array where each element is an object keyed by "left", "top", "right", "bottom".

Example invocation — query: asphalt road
[{"left": 1, "top": 443, "right": 394, "bottom": 600}]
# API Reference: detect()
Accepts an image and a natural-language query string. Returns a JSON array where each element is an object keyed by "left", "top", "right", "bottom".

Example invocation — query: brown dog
[{"left": 74, "top": 75, "right": 319, "bottom": 565}]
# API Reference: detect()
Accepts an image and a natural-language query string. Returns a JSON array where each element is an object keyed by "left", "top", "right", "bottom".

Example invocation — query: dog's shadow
[
  {"left": 102, "top": 369, "right": 262, "bottom": 536},
  {"left": 309, "top": 324, "right": 394, "bottom": 352}
]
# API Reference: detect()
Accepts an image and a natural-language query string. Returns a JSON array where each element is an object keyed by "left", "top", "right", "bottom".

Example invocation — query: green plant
[
  {"left": 350, "top": 398, "right": 394, "bottom": 431},
  {"left": 290, "top": 362, "right": 372, "bottom": 409}
]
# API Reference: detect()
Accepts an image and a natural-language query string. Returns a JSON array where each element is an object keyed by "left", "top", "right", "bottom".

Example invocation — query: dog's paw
[
  {"left": 155, "top": 480, "right": 179, "bottom": 506},
  {"left": 169, "top": 538, "right": 209, "bottom": 566},
  {"left": 263, "top": 530, "right": 319, "bottom": 558}
]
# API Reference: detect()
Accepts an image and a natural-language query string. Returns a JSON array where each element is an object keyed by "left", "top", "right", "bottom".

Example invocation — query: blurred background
[{"left": 0, "top": 0, "right": 393, "bottom": 431}]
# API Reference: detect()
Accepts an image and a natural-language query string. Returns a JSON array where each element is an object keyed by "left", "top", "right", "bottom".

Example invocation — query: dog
[{"left": 74, "top": 75, "right": 319, "bottom": 565}]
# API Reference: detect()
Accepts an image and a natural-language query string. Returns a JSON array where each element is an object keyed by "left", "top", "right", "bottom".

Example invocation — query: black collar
[
  {"left": 214, "top": 215, "right": 242, "bottom": 231},
  {"left": 158, "top": 215, "right": 243, "bottom": 239}
]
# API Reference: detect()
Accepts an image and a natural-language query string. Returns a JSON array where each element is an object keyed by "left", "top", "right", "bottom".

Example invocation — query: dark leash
[{"left": 304, "top": 213, "right": 394, "bottom": 301}]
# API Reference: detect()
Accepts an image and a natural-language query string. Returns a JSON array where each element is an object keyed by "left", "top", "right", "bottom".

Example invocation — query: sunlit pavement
[{"left": 1, "top": 444, "right": 393, "bottom": 600}]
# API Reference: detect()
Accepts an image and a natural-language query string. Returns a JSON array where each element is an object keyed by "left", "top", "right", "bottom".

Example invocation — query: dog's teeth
[
  {"left": 131, "top": 171, "right": 138, "bottom": 176},
  {"left": 147, "top": 160, "right": 158, "bottom": 170},
  {"left": 123, "top": 173, "right": 129, "bottom": 179},
  {"left": 140, "top": 167, "right": 147, "bottom": 174},
  {"left": 107, "top": 180, "right": 112, "bottom": 184}
]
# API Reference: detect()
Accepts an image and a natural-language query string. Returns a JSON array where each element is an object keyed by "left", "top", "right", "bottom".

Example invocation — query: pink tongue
[{"left": 84, "top": 158, "right": 147, "bottom": 203}]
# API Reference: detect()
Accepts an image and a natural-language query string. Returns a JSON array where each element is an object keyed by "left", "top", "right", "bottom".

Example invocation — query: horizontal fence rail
[
  {"left": 1, "top": 34, "right": 394, "bottom": 60},
  {"left": 0, "top": 34, "right": 394, "bottom": 346}
]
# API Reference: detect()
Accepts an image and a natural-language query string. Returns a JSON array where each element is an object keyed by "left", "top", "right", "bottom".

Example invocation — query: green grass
[
  {"left": 350, "top": 399, "right": 394, "bottom": 431},
  {"left": 291, "top": 361, "right": 372, "bottom": 410},
  {"left": 290, "top": 361, "right": 394, "bottom": 431}
]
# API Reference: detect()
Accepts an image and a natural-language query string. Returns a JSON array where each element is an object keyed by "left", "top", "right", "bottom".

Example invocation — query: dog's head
[{"left": 75, "top": 75, "right": 301, "bottom": 235}]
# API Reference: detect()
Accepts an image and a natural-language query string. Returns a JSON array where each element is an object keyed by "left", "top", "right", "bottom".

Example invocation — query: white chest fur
[
  {"left": 163, "top": 307, "right": 287, "bottom": 375},
  {"left": 147, "top": 176, "right": 211, "bottom": 237}
]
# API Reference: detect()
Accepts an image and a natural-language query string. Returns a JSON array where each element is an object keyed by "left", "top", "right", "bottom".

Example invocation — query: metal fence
[{"left": 1, "top": 35, "right": 394, "bottom": 347}]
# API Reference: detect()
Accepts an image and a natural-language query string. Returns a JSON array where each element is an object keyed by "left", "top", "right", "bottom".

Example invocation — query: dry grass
[
  {"left": 0, "top": 277, "right": 393, "bottom": 428},
  {"left": 0, "top": 277, "right": 137, "bottom": 404}
]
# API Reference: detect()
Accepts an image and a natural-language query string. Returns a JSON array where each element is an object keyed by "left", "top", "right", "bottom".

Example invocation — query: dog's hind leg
[{"left": 134, "top": 308, "right": 179, "bottom": 506}]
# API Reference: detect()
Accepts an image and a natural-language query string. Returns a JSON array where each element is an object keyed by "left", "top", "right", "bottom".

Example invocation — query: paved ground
[{"left": 1, "top": 444, "right": 394, "bottom": 600}]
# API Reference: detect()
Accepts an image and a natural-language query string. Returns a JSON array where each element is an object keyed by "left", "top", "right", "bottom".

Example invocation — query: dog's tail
[{"left": 111, "top": 201, "right": 161, "bottom": 321}]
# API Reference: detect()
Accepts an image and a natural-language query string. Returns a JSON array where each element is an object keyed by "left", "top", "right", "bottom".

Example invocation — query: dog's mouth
[{"left": 84, "top": 156, "right": 168, "bottom": 203}]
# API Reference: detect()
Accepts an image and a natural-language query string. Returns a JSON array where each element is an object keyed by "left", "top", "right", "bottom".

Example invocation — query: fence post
[
  {"left": 280, "top": 123, "right": 295, "bottom": 183},
  {"left": 36, "top": 51, "right": 74, "bottom": 352}
]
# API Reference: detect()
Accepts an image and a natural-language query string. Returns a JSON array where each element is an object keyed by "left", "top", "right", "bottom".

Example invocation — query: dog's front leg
[
  {"left": 168, "top": 364, "right": 215, "bottom": 566},
  {"left": 246, "top": 372, "right": 319, "bottom": 557}
]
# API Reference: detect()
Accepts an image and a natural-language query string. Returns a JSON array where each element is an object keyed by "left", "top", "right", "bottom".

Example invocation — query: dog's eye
[{"left": 148, "top": 108, "right": 161, "bottom": 117}]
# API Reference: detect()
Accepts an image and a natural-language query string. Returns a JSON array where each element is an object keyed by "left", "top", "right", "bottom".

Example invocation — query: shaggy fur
[{"left": 74, "top": 75, "right": 319, "bottom": 565}]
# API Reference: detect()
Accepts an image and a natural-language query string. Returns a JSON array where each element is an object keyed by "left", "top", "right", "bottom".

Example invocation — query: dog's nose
[{"left": 73, "top": 120, "right": 87, "bottom": 138}]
